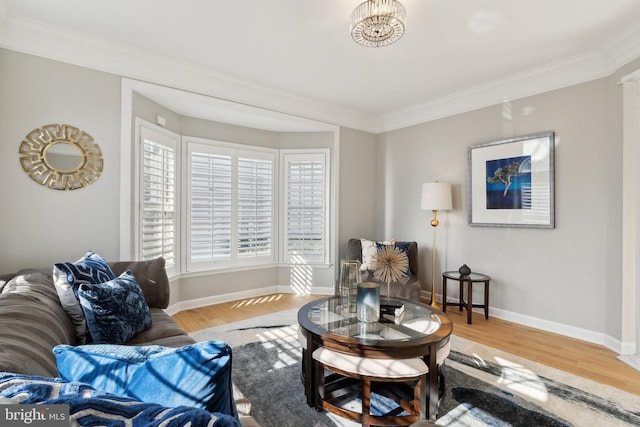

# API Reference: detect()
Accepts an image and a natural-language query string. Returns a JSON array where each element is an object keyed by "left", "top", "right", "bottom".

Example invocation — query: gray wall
[
  {"left": 378, "top": 77, "right": 622, "bottom": 338},
  {"left": 0, "top": 48, "right": 121, "bottom": 272},
  {"left": 337, "top": 127, "right": 378, "bottom": 259}
]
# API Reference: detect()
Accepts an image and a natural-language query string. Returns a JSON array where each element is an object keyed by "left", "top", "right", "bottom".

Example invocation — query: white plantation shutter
[
  {"left": 283, "top": 152, "right": 328, "bottom": 262},
  {"left": 187, "top": 141, "right": 275, "bottom": 270},
  {"left": 139, "top": 127, "right": 178, "bottom": 273},
  {"left": 237, "top": 157, "right": 273, "bottom": 257},
  {"left": 190, "top": 151, "right": 232, "bottom": 262}
]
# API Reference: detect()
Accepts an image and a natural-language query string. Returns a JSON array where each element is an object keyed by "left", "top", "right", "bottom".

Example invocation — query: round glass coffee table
[{"left": 297, "top": 296, "right": 452, "bottom": 424}]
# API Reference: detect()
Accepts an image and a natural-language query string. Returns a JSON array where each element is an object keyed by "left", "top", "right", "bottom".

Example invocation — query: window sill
[{"left": 168, "top": 261, "right": 332, "bottom": 281}]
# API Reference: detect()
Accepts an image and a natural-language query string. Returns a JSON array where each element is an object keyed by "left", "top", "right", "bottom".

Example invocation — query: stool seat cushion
[
  {"left": 437, "top": 340, "right": 451, "bottom": 365},
  {"left": 297, "top": 326, "right": 307, "bottom": 350},
  {"left": 302, "top": 328, "right": 450, "bottom": 365},
  {"left": 312, "top": 347, "right": 428, "bottom": 379}
]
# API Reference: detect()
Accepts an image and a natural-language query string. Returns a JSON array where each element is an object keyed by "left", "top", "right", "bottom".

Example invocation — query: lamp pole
[
  {"left": 421, "top": 182, "right": 452, "bottom": 306},
  {"left": 430, "top": 209, "right": 440, "bottom": 305}
]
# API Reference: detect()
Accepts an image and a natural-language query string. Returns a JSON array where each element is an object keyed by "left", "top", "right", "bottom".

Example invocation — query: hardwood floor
[
  {"left": 172, "top": 293, "right": 324, "bottom": 333},
  {"left": 172, "top": 293, "right": 640, "bottom": 396}
]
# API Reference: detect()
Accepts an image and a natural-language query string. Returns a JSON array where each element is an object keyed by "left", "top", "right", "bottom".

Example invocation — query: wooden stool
[
  {"left": 313, "top": 346, "right": 428, "bottom": 426},
  {"left": 311, "top": 341, "right": 451, "bottom": 427}
]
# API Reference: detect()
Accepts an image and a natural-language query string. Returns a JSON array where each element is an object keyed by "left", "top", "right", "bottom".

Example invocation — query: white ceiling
[{"left": 1, "top": 0, "right": 640, "bottom": 132}]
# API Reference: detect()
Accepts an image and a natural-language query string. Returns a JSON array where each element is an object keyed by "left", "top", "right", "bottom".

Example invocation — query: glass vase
[{"left": 339, "top": 259, "right": 361, "bottom": 313}]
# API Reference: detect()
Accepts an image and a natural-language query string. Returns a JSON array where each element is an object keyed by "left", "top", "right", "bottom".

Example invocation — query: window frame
[{"left": 134, "top": 120, "right": 181, "bottom": 276}]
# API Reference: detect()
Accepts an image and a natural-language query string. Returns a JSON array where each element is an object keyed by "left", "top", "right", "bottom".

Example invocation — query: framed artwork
[{"left": 467, "top": 132, "right": 555, "bottom": 228}]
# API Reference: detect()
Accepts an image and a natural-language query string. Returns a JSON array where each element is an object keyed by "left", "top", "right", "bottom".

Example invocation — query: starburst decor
[{"left": 372, "top": 245, "right": 408, "bottom": 301}]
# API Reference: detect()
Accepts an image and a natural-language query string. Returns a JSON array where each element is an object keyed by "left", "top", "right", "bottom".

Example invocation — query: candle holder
[
  {"left": 339, "top": 259, "right": 361, "bottom": 313},
  {"left": 356, "top": 282, "right": 380, "bottom": 323}
]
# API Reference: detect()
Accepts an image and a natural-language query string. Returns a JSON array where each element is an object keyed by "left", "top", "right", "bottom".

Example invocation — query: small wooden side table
[{"left": 442, "top": 271, "right": 491, "bottom": 324}]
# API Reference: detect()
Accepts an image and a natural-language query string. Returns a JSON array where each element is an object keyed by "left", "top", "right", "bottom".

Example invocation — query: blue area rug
[
  {"left": 230, "top": 336, "right": 573, "bottom": 427},
  {"left": 192, "top": 311, "right": 640, "bottom": 427}
]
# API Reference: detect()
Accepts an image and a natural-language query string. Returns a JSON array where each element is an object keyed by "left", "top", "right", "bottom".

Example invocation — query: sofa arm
[{"left": 109, "top": 257, "right": 170, "bottom": 309}]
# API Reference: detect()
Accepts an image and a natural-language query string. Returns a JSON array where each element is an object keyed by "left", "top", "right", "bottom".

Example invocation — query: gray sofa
[
  {"left": 342, "top": 238, "right": 422, "bottom": 301},
  {"left": 0, "top": 257, "right": 258, "bottom": 427}
]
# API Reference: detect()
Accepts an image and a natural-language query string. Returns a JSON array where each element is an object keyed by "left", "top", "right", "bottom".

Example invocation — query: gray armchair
[{"left": 340, "top": 238, "right": 422, "bottom": 302}]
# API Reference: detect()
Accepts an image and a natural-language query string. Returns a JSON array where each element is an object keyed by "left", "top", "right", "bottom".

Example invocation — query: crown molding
[
  {"left": 0, "top": 15, "right": 379, "bottom": 133},
  {"left": 601, "top": 17, "right": 640, "bottom": 70},
  {"left": 1, "top": 12, "right": 639, "bottom": 135},
  {"left": 378, "top": 50, "right": 614, "bottom": 132}
]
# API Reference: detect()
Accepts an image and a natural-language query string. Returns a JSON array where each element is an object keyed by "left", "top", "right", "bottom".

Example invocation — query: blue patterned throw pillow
[
  {"left": 53, "top": 251, "right": 117, "bottom": 344},
  {"left": 0, "top": 372, "right": 240, "bottom": 427},
  {"left": 76, "top": 270, "right": 152, "bottom": 344},
  {"left": 54, "top": 341, "right": 237, "bottom": 419}
]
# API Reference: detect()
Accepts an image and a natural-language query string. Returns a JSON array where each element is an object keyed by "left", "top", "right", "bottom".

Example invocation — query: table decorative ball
[{"left": 458, "top": 264, "right": 471, "bottom": 276}]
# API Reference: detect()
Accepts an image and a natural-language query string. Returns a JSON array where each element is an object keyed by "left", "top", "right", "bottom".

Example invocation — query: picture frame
[{"left": 467, "top": 132, "right": 555, "bottom": 228}]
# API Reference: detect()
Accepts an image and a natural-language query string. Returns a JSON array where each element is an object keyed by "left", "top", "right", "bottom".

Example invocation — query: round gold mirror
[{"left": 19, "top": 124, "right": 104, "bottom": 190}]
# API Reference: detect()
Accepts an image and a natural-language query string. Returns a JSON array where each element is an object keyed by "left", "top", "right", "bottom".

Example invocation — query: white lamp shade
[{"left": 421, "top": 182, "right": 452, "bottom": 211}]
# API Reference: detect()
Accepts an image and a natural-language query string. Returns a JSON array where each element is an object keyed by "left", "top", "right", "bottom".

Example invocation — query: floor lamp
[{"left": 421, "top": 182, "right": 452, "bottom": 305}]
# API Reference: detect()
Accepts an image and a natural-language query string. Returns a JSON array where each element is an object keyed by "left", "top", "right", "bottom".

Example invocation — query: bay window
[{"left": 135, "top": 120, "right": 329, "bottom": 274}]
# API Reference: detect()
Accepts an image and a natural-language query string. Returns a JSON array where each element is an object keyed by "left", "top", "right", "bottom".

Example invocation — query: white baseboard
[
  {"left": 619, "top": 340, "right": 637, "bottom": 356},
  {"left": 165, "top": 285, "right": 335, "bottom": 316},
  {"left": 426, "top": 291, "right": 626, "bottom": 356},
  {"left": 169, "top": 288, "right": 629, "bottom": 358},
  {"left": 618, "top": 354, "right": 640, "bottom": 371},
  {"left": 489, "top": 306, "right": 620, "bottom": 351}
]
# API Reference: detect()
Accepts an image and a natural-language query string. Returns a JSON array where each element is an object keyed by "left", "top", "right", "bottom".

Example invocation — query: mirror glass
[{"left": 44, "top": 142, "right": 84, "bottom": 172}]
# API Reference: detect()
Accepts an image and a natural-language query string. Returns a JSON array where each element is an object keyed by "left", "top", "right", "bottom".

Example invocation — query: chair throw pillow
[
  {"left": 53, "top": 251, "right": 117, "bottom": 344},
  {"left": 76, "top": 270, "right": 152, "bottom": 344},
  {"left": 54, "top": 341, "right": 238, "bottom": 419},
  {"left": 360, "top": 238, "right": 395, "bottom": 271}
]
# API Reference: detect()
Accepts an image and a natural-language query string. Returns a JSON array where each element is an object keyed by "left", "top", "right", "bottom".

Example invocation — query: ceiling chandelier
[{"left": 350, "top": 0, "right": 406, "bottom": 48}]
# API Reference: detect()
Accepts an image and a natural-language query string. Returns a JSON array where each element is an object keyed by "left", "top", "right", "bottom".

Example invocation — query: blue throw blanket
[{"left": 0, "top": 373, "right": 240, "bottom": 427}]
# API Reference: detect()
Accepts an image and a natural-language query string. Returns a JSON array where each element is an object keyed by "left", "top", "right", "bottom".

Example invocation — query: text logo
[{"left": 1, "top": 405, "right": 69, "bottom": 426}]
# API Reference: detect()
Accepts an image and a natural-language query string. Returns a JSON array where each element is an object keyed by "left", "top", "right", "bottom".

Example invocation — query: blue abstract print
[{"left": 486, "top": 155, "right": 531, "bottom": 209}]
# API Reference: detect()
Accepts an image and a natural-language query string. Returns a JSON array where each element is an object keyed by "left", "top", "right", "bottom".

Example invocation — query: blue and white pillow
[
  {"left": 53, "top": 251, "right": 116, "bottom": 343},
  {"left": 0, "top": 372, "right": 240, "bottom": 427},
  {"left": 54, "top": 341, "right": 237, "bottom": 419},
  {"left": 361, "top": 238, "right": 395, "bottom": 271},
  {"left": 76, "top": 270, "right": 152, "bottom": 344}
]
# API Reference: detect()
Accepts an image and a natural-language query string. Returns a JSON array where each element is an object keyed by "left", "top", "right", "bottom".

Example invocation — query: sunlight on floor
[
  {"left": 326, "top": 412, "right": 360, "bottom": 427},
  {"left": 437, "top": 403, "right": 482, "bottom": 426},
  {"left": 230, "top": 294, "right": 283, "bottom": 309},
  {"left": 470, "top": 352, "right": 488, "bottom": 369},
  {"left": 256, "top": 325, "right": 299, "bottom": 370},
  {"left": 468, "top": 351, "right": 549, "bottom": 403},
  {"left": 494, "top": 355, "right": 549, "bottom": 402},
  {"left": 290, "top": 254, "right": 313, "bottom": 295}
]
